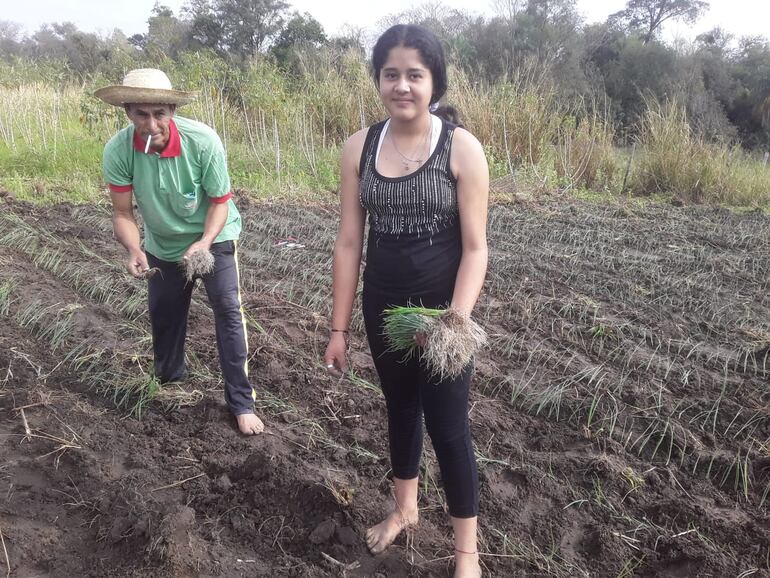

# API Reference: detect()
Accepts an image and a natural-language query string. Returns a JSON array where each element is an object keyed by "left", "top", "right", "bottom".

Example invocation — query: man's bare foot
[
  {"left": 236, "top": 413, "right": 264, "bottom": 435},
  {"left": 454, "top": 549, "right": 481, "bottom": 577},
  {"left": 365, "top": 507, "right": 418, "bottom": 554}
]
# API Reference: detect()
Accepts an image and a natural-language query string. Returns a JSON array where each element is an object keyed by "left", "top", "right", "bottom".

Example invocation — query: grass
[
  {"left": 631, "top": 99, "right": 770, "bottom": 206},
  {"left": 382, "top": 305, "right": 487, "bottom": 379},
  {"left": 0, "top": 211, "right": 148, "bottom": 319},
  {"left": 382, "top": 305, "right": 445, "bottom": 358},
  {"left": 0, "top": 84, "right": 111, "bottom": 203},
  {"left": 491, "top": 528, "right": 590, "bottom": 577},
  {"left": 344, "top": 369, "right": 381, "bottom": 396},
  {"left": 0, "top": 280, "right": 14, "bottom": 315},
  {"left": 1, "top": 55, "right": 769, "bottom": 207}
]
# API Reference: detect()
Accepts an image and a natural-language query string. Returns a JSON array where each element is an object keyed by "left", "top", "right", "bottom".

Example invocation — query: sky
[{"left": 3, "top": 0, "right": 769, "bottom": 44}]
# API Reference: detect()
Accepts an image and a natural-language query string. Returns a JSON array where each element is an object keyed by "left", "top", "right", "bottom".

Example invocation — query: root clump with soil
[
  {"left": 180, "top": 249, "right": 214, "bottom": 282},
  {"left": 384, "top": 306, "right": 487, "bottom": 379}
]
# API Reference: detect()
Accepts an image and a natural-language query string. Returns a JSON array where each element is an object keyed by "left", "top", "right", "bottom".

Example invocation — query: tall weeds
[
  {"left": 632, "top": 99, "right": 770, "bottom": 205},
  {"left": 0, "top": 53, "right": 768, "bottom": 206},
  {"left": 554, "top": 110, "right": 618, "bottom": 192}
]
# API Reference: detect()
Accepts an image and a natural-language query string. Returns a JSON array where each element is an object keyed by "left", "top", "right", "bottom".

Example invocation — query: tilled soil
[{"left": 0, "top": 194, "right": 768, "bottom": 577}]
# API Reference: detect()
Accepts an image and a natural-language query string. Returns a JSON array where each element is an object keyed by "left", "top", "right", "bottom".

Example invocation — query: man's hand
[
  {"left": 125, "top": 250, "right": 150, "bottom": 278},
  {"left": 183, "top": 239, "right": 212, "bottom": 261}
]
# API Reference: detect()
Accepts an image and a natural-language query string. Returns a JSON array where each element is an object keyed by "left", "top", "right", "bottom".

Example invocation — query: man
[{"left": 95, "top": 68, "right": 264, "bottom": 435}]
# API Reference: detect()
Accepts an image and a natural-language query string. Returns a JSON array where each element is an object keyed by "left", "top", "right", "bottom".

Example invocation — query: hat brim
[{"left": 94, "top": 86, "right": 198, "bottom": 107}]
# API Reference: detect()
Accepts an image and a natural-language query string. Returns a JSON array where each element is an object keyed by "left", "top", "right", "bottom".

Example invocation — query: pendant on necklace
[{"left": 404, "top": 159, "right": 421, "bottom": 172}]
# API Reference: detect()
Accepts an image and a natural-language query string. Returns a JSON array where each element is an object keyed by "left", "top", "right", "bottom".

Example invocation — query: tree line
[{"left": 1, "top": 0, "right": 769, "bottom": 149}]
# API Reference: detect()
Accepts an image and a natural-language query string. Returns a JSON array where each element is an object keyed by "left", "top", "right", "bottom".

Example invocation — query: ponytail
[{"left": 431, "top": 104, "right": 464, "bottom": 129}]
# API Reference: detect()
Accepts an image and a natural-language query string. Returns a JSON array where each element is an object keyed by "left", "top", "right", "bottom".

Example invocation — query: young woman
[{"left": 324, "top": 24, "right": 489, "bottom": 578}]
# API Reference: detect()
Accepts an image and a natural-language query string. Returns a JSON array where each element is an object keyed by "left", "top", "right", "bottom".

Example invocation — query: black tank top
[{"left": 359, "top": 118, "right": 462, "bottom": 298}]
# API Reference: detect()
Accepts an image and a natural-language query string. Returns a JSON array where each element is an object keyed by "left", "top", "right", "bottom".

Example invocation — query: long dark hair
[{"left": 372, "top": 24, "right": 461, "bottom": 126}]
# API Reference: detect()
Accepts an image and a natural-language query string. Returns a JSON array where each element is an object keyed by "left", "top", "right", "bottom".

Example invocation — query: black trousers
[
  {"left": 147, "top": 240, "right": 255, "bottom": 415},
  {"left": 362, "top": 284, "right": 480, "bottom": 519}
]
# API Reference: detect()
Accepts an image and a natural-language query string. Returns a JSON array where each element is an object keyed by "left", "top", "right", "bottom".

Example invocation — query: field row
[{"left": 0, "top": 199, "right": 768, "bottom": 576}]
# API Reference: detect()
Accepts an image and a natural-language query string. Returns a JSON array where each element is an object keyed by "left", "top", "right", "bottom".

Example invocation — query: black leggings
[{"left": 362, "top": 285, "right": 479, "bottom": 518}]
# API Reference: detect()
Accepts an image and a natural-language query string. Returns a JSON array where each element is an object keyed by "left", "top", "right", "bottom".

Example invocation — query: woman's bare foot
[
  {"left": 365, "top": 507, "right": 418, "bottom": 554},
  {"left": 236, "top": 413, "right": 264, "bottom": 435},
  {"left": 454, "top": 549, "right": 481, "bottom": 577}
]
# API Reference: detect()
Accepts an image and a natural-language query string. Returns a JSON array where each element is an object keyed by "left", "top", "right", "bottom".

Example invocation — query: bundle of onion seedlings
[
  {"left": 180, "top": 249, "right": 215, "bottom": 282},
  {"left": 383, "top": 305, "right": 487, "bottom": 379}
]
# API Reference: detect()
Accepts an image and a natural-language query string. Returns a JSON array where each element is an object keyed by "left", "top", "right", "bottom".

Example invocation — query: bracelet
[{"left": 330, "top": 328, "right": 349, "bottom": 334}]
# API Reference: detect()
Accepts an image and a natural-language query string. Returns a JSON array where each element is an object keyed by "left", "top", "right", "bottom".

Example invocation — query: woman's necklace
[{"left": 388, "top": 118, "right": 432, "bottom": 173}]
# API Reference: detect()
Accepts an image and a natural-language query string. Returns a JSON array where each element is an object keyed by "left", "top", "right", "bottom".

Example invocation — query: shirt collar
[{"left": 132, "top": 119, "right": 181, "bottom": 158}]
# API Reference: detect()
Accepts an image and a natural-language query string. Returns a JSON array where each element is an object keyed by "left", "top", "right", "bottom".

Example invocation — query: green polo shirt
[{"left": 103, "top": 115, "right": 241, "bottom": 261}]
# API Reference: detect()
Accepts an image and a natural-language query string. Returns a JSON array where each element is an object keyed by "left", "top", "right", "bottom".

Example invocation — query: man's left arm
[
  {"left": 184, "top": 201, "right": 230, "bottom": 258},
  {"left": 184, "top": 135, "right": 233, "bottom": 259}
]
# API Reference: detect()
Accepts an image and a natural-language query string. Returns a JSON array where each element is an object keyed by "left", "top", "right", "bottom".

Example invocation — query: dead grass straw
[
  {"left": 0, "top": 523, "right": 9, "bottom": 578},
  {"left": 150, "top": 472, "right": 205, "bottom": 492},
  {"left": 19, "top": 408, "right": 31, "bottom": 438},
  {"left": 320, "top": 551, "right": 360, "bottom": 571}
]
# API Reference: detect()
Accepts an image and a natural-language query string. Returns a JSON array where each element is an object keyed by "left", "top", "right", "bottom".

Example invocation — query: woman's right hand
[{"left": 324, "top": 333, "right": 348, "bottom": 377}]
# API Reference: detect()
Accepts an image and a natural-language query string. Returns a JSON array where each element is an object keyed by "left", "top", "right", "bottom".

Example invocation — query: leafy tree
[
  {"left": 692, "top": 28, "right": 735, "bottom": 103},
  {"left": 30, "top": 22, "right": 115, "bottom": 77},
  {"left": 456, "top": 16, "right": 516, "bottom": 81},
  {"left": 181, "top": 0, "right": 223, "bottom": 52},
  {"left": 611, "top": 0, "right": 709, "bottom": 44},
  {"left": 378, "top": 1, "right": 476, "bottom": 74},
  {"left": 604, "top": 37, "right": 678, "bottom": 127},
  {"left": 128, "top": 33, "right": 147, "bottom": 50},
  {"left": 518, "top": 0, "right": 585, "bottom": 94},
  {"left": 728, "top": 36, "right": 770, "bottom": 147},
  {"left": 144, "top": 3, "right": 192, "bottom": 59},
  {"left": 214, "top": 0, "right": 289, "bottom": 60},
  {"left": 270, "top": 11, "right": 327, "bottom": 69},
  {"left": 0, "top": 20, "right": 24, "bottom": 59},
  {"left": 327, "top": 27, "right": 365, "bottom": 57},
  {"left": 583, "top": 21, "right": 626, "bottom": 74},
  {"left": 380, "top": 0, "right": 470, "bottom": 36}
]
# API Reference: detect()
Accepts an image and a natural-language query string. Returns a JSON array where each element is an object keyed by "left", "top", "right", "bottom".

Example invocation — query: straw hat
[{"left": 94, "top": 68, "right": 197, "bottom": 106}]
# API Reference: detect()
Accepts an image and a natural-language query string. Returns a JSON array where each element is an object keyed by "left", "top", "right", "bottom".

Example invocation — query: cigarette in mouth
[{"left": 144, "top": 134, "right": 152, "bottom": 154}]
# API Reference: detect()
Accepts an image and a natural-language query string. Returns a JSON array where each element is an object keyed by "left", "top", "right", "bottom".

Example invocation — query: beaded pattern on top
[{"left": 359, "top": 119, "right": 457, "bottom": 237}]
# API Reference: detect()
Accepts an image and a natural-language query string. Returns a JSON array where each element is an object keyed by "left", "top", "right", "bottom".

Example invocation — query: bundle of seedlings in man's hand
[
  {"left": 180, "top": 249, "right": 215, "bottom": 282},
  {"left": 383, "top": 305, "right": 487, "bottom": 379},
  {"left": 141, "top": 267, "right": 161, "bottom": 280}
]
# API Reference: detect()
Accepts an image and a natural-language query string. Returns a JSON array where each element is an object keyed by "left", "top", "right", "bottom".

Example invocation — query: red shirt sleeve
[{"left": 209, "top": 192, "right": 233, "bottom": 204}]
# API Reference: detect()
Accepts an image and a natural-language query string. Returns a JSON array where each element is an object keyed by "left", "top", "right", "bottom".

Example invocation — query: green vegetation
[
  {"left": 2, "top": 0, "right": 770, "bottom": 206},
  {"left": 2, "top": 53, "right": 769, "bottom": 207},
  {"left": 383, "top": 305, "right": 446, "bottom": 358},
  {"left": 631, "top": 99, "right": 770, "bottom": 205}
]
